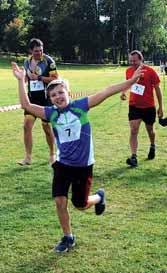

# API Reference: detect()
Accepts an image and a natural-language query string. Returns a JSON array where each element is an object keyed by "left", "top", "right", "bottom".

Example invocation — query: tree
[
  {"left": 1, "top": 0, "right": 167, "bottom": 63},
  {"left": 28, "top": 0, "right": 58, "bottom": 52},
  {"left": 97, "top": 0, "right": 167, "bottom": 63},
  {"left": 74, "top": 0, "right": 101, "bottom": 63},
  {"left": 50, "top": 0, "right": 78, "bottom": 60},
  {"left": 50, "top": 0, "right": 102, "bottom": 63},
  {"left": 140, "top": 0, "right": 167, "bottom": 53},
  {"left": 3, "top": 18, "right": 28, "bottom": 53},
  {"left": 0, "top": 0, "right": 30, "bottom": 50}
]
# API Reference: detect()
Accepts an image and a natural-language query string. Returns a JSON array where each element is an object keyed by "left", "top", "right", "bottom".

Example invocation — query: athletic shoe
[
  {"left": 95, "top": 189, "right": 106, "bottom": 215},
  {"left": 148, "top": 146, "right": 155, "bottom": 160},
  {"left": 54, "top": 236, "right": 76, "bottom": 253},
  {"left": 126, "top": 156, "right": 137, "bottom": 167}
]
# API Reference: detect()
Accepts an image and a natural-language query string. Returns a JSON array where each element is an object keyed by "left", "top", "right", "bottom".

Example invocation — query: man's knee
[
  {"left": 146, "top": 125, "right": 154, "bottom": 135},
  {"left": 24, "top": 118, "right": 34, "bottom": 131},
  {"left": 131, "top": 126, "right": 139, "bottom": 135},
  {"left": 148, "top": 128, "right": 155, "bottom": 137}
]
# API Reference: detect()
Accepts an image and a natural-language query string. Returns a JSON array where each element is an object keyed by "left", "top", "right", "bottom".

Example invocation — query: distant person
[
  {"left": 160, "top": 61, "right": 165, "bottom": 74},
  {"left": 18, "top": 38, "right": 58, "bottom": 166},
  {"left": 165, "top": 61, "right": 167, "bottom": 75},
  {"left": 121, "top": 50, "right": 163, "bottom": 167},
  {"left": 12, "top": 62, "right": 143, "bottom": 253}
]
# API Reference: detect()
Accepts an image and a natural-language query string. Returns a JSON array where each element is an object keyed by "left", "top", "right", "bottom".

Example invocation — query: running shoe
[
  {"left": 126, "top": 156, "right": 138, "bottom": 167},
  {"left": 148, "top": 146, "right": 155, "bottom": 160},
  {"left": 95, "top": 189, "right": 106, "bottom": 215},
  {"left": 54, "top": 236, "right": 76, "bottom": 253}
]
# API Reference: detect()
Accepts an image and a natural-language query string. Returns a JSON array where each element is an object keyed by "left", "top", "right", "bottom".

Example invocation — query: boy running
[{"left": 12, "top": 62, "right": 143, "bottom": 253}]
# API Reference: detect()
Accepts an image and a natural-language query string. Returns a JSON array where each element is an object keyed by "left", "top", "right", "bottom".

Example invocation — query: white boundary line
[
  {"left": 0, "top": 92, "right": 90, "bottom": 112},
  {"left": 0, "top": 104, "right": 21, "bottom": 112}
]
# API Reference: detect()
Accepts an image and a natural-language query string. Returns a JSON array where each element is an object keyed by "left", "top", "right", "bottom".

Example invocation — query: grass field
[{"left": 0, "top": 57, "right": 167, "bottom": 273}]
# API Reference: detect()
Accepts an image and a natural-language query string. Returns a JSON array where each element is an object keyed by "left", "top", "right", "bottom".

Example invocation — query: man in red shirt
[{"left": 121, "top": 50, "right": 163, "bottom": 167}]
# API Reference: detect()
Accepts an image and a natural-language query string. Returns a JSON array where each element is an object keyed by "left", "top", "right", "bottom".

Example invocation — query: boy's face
[
  {"left": 49, "top": 84, "right": 69, "bottom": 109},
  {"left": 31, "top": 46, "right": 43, "bottom": 60}
]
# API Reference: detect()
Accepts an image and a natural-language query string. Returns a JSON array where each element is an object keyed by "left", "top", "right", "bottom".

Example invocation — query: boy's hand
[
  {"left": 12, "top": 62, "right": 26, "bottom": 80},
  {"left": 132, "top": 65, "right": 144, "bottom": 81}
]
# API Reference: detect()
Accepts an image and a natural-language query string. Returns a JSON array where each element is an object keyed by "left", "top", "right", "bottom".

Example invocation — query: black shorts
[
  {"left": 24, "top": 91, "right": 51, "bottom": 122},
  {"left": 128, "top": 106, "right": 156, "bottom": 125},
  {"left": 52, "top": 161, "right": 93, "bottom": 208}
]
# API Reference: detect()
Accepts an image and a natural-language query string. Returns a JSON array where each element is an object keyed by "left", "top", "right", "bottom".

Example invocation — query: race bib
[
  {"left": 57, "top": 120, "right": 81, "bottom": 144},
  {"left": 30, "top": 80, "right": 44, "bottom": 91},
  {"left": 131, "top": 83, "right": 145, "bottom": 96}
]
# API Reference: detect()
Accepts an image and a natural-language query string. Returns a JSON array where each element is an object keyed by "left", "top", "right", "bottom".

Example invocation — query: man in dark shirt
[{"left": 18, "top": 38, "right": 58, "bottom": 165}]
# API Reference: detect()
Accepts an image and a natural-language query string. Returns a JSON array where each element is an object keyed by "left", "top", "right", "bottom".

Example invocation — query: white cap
[{"left": 47, "top": 78, "right": 69, "bottom": 91}]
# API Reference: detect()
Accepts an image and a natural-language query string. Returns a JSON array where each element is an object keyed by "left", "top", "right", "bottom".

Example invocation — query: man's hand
[
  {"left": 120, "top": 93, "right": 127, "bottom": 101},
  {"left": 157, "top": 107, "right": 163, "bottom": 118},
  {"left": 27, "top": 70, "right": 38, "bottom": 80},
  {"left": 12, "top": 62, "right": 26, "bottom": 80}
]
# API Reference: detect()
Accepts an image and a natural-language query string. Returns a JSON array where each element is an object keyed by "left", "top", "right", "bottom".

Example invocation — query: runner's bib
[
  {"left": 30, "top": 80, "right": 44, "bottom": 91},
  {"left": 131, "top": 83, "right": 145, "bottom": 96},
  {"left": 57, "top": 120, "right": 81, "bottom": 144}
]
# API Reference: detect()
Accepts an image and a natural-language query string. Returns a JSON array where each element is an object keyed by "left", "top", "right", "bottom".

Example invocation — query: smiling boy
[{"left": 12, "top": 62, "right": 143, "bottom": 253}]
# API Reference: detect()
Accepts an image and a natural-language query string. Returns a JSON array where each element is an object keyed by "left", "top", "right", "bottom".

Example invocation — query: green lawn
[{"left": 0, "top": 57, "right": 167, "bottom": 273}]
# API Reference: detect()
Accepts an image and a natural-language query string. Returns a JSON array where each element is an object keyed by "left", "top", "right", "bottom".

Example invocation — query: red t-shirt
[{"left": 126, "top": 65, "right": 160, "bottom": 108}]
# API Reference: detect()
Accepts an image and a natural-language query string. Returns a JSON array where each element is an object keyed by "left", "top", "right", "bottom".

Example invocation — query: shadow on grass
[
  {"left": 94, "top": 165, "right": 133, "bottom": 184},
  {"left": 8, "top": 250, "right": 74, "bottom": 273},
  {"left": 94, "top": 162, "right": 167, "bottom": 215},
  {"left": 141, "top": 196, "right": 167, "bottom": 213},
  {"left": 94, "top": 160, "right": 167, "bottom": 187},
  {"left": 1, "top": 159, "right": 166, "bottom": 228},
  {"left": 1, "top": 163, "right": 53, "bottom": 216},
  {"left": 1, "top": 166, "right": 32, "bottom": 176},
  {"left": 1, "top": 160, "right": 51, "bottom": 175}
]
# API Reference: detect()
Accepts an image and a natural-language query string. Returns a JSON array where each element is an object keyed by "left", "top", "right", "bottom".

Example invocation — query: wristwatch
[{"left": 37, "top": 75, "right": 42, "bottom": 81}]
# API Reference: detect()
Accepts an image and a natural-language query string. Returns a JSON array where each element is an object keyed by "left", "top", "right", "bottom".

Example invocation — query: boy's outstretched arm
[
  {"left": 88, "top": 66, "right": 143, "bottom": 108},
  {"left": 12, "top": 62, "right": 46, "bottom": 120}
]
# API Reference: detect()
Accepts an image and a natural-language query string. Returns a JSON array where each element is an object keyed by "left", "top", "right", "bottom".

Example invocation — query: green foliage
[
  {"left": 50, "top": 0, "right": 79, "bottom": 60},
  {"left": 27, "top": 0, "right": 55, "bottom": 50},
  {"left": 0, "top": 0, "right": 167, "bottom": 62},
  {"left": 50, "top": 0, "right": 101, "bottom": 63},
  {"left": 3, "top": 18, "right": 28, "bottom": 53},
  {"left": 0, "top": 0, "right": 10, "bottom": 9},
  {"left": 0, "top": 0, "right": 31, "bottom": 51},
  {"left": 141, "top": 0, "right": 167, "bottom": 53}
]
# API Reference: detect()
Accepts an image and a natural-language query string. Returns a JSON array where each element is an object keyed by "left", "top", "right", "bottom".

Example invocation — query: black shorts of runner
[
  {"left": 52, "top": 161, "right": 93, "bottom": 208},
  {"left": 128, "top": 106, "right": 156, "bottom": 125},
  {"left": 24, "top": 91, "right": 52, "bottom": 122}
]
